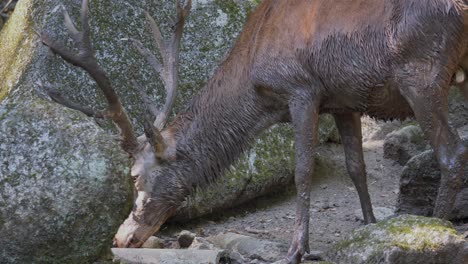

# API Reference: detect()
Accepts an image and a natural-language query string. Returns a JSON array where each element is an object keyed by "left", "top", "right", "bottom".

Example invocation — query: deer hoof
[{"left": 287, "top": 234, "right": 309, "bottom": 264}]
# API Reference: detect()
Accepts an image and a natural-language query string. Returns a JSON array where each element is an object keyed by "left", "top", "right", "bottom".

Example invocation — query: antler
[
  {"left": 39, "top": 0, "right": 139, "bottom": 154},
  {"left": 132, "top": 0, "right": 191, "bottom": 129},
  {"left": 130, "top": 0, "right": 191, "bottom": 156}
]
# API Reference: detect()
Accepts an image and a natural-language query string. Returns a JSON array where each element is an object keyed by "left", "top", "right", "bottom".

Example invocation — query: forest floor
[{"left": 158, "top": 117, "right": 468, "bottom": 258}]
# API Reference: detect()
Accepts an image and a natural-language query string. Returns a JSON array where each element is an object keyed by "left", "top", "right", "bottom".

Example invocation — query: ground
[{"left": 157, "top": 117, "right": 467, "bottom": 259}]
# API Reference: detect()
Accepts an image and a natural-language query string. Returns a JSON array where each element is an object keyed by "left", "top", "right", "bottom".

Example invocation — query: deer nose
[{"left": 131, "top": 174, "right": 139, "bottom": 183}]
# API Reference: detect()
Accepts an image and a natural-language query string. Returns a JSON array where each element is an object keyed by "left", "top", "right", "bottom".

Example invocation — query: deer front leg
[
  {"left": 398, "top": 66, "right": 468, "bottom": 219},
  {"left": 334, "top": 112, "right": 376, "bottom": 224},
  {"left": 287, "top": 96, "right": 320, "bottom": 264}
]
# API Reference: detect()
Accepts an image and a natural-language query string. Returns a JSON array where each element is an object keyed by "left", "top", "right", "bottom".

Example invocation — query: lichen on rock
[
  {"left": 0, "top": 0, "right": 138, "bottom": 262},
  {"left": 0, "top": 97, "right": 133, "bottom": 263},
  {"left": 327, "top": 215, "right": 468, "bottom": 264}
]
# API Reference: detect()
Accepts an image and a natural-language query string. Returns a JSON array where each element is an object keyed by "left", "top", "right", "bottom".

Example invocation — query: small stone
[
  {"left": 177, "top": 230, "right": 196, "bottom": 248},
  {"left": 141, "top": 236, "right": 165, "bottom": 249},
  {"left": 208, "top": 232, "right": 287, "bottom": 263},
  {"left": 303, "top": 250, "right": 324, "bottom": 261},
  {"left": 319, "top": 201, "right": 332, "bottom": 210},
  {"left": 189, "top": 237, "right": 216, "bottom": 250}
]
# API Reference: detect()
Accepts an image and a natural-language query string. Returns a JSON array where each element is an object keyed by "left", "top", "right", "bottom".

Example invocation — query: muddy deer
[{"left": 39, "top": 0, "right": 468, "bottom": 263}]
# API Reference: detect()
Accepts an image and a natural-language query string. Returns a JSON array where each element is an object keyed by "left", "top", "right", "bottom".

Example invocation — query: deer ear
[
  {"left": 160, "top": 129, "right": 177, "bottom": 161},
  {"left": 155, "top": 130, "right": 177, "bottom": 161}
]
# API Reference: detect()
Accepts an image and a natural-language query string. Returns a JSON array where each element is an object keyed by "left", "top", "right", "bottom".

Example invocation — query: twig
[{"left": 1, "top": 0, "right": 13, "bottom": 13}]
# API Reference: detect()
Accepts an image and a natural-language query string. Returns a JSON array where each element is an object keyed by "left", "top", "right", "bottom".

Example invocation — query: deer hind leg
[
  {"left": 286, "top": 95, "right": 320, "bottom": 264},
  {"left": 398, "top": 65, "right": 468, "bottom": 219},
  {"left": 334, "top": 112, "right": 376, "bottom": 224}
]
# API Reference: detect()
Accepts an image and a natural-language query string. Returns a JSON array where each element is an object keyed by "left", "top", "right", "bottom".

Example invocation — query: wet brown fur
[{"left": 123, "top": 1, "right": 468, "bottom": 262}]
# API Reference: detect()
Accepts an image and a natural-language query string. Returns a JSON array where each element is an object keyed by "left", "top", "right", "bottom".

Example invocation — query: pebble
[
  {"left": 303, "top": 250, "right": 324, "bottom": 261},
  {"left": 141, "top": 236, "right": 165, "bottom": 249},
  {"left": 177, "top": 230, "right": 196, "bottom": 248}
]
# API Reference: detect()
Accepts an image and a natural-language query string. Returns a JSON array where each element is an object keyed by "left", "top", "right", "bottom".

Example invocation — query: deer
[{"left": 38, "top": 0, "right": 468, "bottom": 263}]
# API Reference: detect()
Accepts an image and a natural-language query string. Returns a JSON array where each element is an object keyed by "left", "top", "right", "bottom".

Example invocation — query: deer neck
[{"left": 168, "top": 60, "right": 284, "bottom": 195}]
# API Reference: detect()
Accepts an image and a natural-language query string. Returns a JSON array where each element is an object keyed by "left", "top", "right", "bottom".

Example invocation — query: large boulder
[
  {"left": 383, "top": 125, "right": 428, "bottom": 166},
  {"left": 0, "top": 99, "right": 133, "bottom": 263},
  {"left": 387, "top": 87, "right": 467, "bottom": 219},
  {"left": 397, "top": 144, "right": 468, "bottom": 219},
  {"left": 326, "top": 215, "right": 468, "bottom": 264},
  {"left": 0, "top": 0, "right": 139, "bottom": 262}
]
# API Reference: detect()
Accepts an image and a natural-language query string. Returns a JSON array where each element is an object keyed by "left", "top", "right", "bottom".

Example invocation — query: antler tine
[
  {"left": 62, "top": 6, "right": 80, "bottom": 42},
  {"left": 131, "top": 79, "right": 167, "bottom": 157},
  {"left": 155, "top": 0, "right": 192, "bottom": 129},
  {"left": 144, "top": 11, "right": 166, "bottom": 65},
  {"left": 80, "top": 0, "right": 92, "bottom": 52},
  {"left": 130, "top": 38, "right": 163, "bottom": 76},
  {"left": 143, "top": 110, "right": 167, "bottom": 158},
  {"left": 40, "top": 0, "right": 139, "bottom": 154},
  {"left": 134, "top": 0, "right": 191, "bottom": 130}
]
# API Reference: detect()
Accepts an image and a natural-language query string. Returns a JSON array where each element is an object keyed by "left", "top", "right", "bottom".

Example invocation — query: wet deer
[{"left": 39, "top": 0, "right": 468, "bottom": 263}]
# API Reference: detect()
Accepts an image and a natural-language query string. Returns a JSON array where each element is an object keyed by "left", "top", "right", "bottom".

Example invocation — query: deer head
[{"left": 38, "top": 0, "right": 191, "bottom": 248}]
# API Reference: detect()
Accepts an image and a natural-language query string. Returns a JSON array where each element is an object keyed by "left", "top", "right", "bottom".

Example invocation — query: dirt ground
[{"left": 158, "top": 117, "right": 468, "bottom": 258}]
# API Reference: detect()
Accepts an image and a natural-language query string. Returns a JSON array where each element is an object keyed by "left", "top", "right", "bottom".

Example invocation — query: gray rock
[
  {"left": 225, "top": 250, "right": 247, "bottom": 264},
  {"left": 355, "top": 207, "right": 395, "bottom": 222},
  {"left": 383, "top": 125, "right": 428, "bottom": 165},
  {"left": 141, "top": 236, "right": 165, "bottom": 249},
  {"left": 0, "top": 97, "right": 134, "bottom": 263},
  {"left": 178, "top": 230, "right": 196, "bottom": 248},
  {"left": 304, "top": 250, "right": 325, "bottom": 261},
  {"left": 208, "top": 232, "right": 288, "bottom": 262},
  {"left": 397, "top": 142, "right": 468, "bottom": 219},
  {"left": 189, "top": 237, "right": 217, "bottom": 250},
  {"left": 112, "top": 248, "right": 227, "bottom": 264},
  {"left": 0, "top": 0, "right": 149, "bottom": 262},
  {"left": 326, "top": 215, "right": 468, "bottom": 264}
]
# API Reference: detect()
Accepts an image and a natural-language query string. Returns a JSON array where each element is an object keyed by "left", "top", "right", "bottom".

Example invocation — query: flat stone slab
[
  {"left": 208, "top": 232, "right": 288, "bottom": 262},
  {"left": 111, "top": 248, "right": 226, "bottom": 264}
]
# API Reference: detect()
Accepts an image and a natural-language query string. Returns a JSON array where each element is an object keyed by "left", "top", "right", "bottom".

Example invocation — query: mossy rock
[
  {"left": 327, "top": 215, "right": 468, "bottom": 264},
  {"left": 0, "top": 0, "right": 136, "bottom": 262},
  {"left": 397, "top": 143, "right": 468, "bottom": 220},
  {"left": 383, "top": 125, "right": 429, "bottom": 166}
]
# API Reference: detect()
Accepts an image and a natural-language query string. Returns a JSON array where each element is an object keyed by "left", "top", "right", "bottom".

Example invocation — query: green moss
[
  {"left": 376, "top": 215, "right": 458, "bottom": 251},
  {"left": 0, "top": 0, "right": 36, "bottom": 102},
  {"left": 333, "top": 215, "right": 464, "bottom": 260}
]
